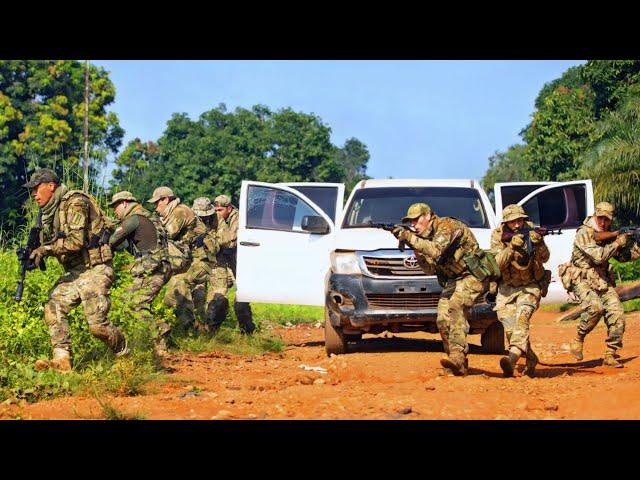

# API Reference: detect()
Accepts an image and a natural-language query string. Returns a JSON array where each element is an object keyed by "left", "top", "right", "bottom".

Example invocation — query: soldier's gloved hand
[
  {"left": 615, "top": 233, "right": 629, "bottom": 248},
  {"left": 392, "top": 226, "right": 407, "bottom": 239},
  {"left": 530, "top": 230, "right": 543, "bottom": 244},
  {"left": 510, "top": 234, "right": 525, "bottom": 249},
  {"left": 29, "top": 246, "right": 48, "bottom": 268}
]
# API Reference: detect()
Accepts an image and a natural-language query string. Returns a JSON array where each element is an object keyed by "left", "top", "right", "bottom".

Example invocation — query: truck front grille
[
  {"left": 366, "top": 293, "right": 440, "bottom": 309},
  {"left": 362, "top": 256, "right": 425, "bottom": 277}
]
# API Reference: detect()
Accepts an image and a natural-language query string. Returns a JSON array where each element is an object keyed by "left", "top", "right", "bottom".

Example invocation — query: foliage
[
  {"left": 481, "top": 144, "right": 532, "bottom": 197},
  {"left": 0, "top": 60, "right": 124, "bottom": 229},
  {"left": 110, "top": 104, "right": 369, "bottom": 205},
  {"left": 580, "top": 60, "right": 640, "bottom": 118}
]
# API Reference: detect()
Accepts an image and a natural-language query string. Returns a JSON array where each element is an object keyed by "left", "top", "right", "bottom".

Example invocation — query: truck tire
[
  {"left": 324, "top": 312, "right": 347, "bottom": 356},
  {"left": 344, "top": 333, "right": 362, "bottom": 342},
  {"left": 481, "top": 321, "right": 505, "bottom": 354}
]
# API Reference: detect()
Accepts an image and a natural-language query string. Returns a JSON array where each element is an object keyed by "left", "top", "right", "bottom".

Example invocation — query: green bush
[{"left": 611, "top": 258, "right": 640, "bottom": 282}]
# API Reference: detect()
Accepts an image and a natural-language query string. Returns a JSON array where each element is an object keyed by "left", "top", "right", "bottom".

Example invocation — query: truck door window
[
  {"left": 521, "top": 185, "right": 586, "bottom": 228},
  {"left": 289, "top": 186, "right": 338, "bottom": 223},
  {"left": 247, "top": 185, "right": 322, "bottom": 232}
]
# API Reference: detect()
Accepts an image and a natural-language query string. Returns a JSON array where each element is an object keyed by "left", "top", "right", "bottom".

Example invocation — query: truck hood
[{"left": 334, "top": 227, "right": 493, "bottom": 251}]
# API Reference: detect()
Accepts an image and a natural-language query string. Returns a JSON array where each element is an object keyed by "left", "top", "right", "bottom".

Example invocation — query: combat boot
[
  {"left": 500, "top": 347, "right": 521, "bottom": 378},
  {"left": 603, "top": 349, "right": 623, "bottom": 368},
  {"left": 570, "top": 335, "right": 584, "bottom": 361},
  {"left": 440, "top": 350, "right": 468, "bottom": 376},
  {"left": 522, "top": 350, "right": 539, "bottom": 378},
  {"left": 113, "top": 331, "right": 130, "bottom": 358},
  {"left": 35, "top": 348, "right": 72, "bottom": 373}
]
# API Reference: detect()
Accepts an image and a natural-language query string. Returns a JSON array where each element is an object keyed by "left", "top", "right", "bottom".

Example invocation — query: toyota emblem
[{"left": 404, "top": 255, "right": 419, "bottom": 269}]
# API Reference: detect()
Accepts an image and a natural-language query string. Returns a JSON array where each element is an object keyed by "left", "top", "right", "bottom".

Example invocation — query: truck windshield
[{"left": 342, "top": 187, "right": 489, "bottom": 228}]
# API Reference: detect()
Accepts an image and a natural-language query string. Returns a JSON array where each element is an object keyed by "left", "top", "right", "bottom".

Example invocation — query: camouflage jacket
[
  {"left": 217, "top": 207, "right": 239, "bottom": 252},
  {"left": 569, "top": 217, "right": 640, "bottom": 290},
  {"left": 491, "top": 221, "right": 550, "bottom": 287},
  {"left": 405, "top": 215, "right": 479, "bottom": 280},
  {"left": 161, "top": 198, "right": 206, "bottom": 249}
]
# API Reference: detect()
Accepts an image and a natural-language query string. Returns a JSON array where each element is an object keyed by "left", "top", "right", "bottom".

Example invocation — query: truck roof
[{"left": 355, "top": 178, "right": 480, "bottom": 189}]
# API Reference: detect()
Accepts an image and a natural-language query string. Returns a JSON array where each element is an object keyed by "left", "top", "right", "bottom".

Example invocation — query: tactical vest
[
  {"left": 493, "top": 222, "right": 546, "bottom": 287},
  {"left": 125, "top": 204, "right": 170, "bottom": 276}
]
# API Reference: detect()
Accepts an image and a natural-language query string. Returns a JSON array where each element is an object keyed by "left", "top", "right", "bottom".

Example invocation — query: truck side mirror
[{"left": 301, "top": 215, "right": 330, "bottom": 234}]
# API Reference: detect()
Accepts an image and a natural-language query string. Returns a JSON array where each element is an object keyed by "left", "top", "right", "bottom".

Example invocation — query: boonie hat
[
  {"left": 402, "top": 203, "right": 432, "bottom": 223},
  {"left": 502, "top": 204, "right": 529, "bottom": 223},
  {"left": 595, "top": 201, "right": 614, "bottom": 220},
  {"left": 192, "top": 197, "right": 216, "bottom": 216},
  {"left": 108, "top": 191, "right": 138, "bottom": 207},
  {"left": 23, "top": 168, "right": 60, "bottom": 188},
  {"left": 148, "top": 186, "right": 175, "bottom": 204}
]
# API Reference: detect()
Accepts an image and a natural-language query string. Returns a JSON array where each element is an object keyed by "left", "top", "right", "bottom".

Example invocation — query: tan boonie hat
[
  {"left": 147, "top": 186, "right": 175, "bottom": 204},
  {"left": 595, "top": 201, "right": 614, "bottom": 220},
  {"left": 108, "top": 191, "right": 138, "bottom": 207},
  {"left": 23, "top": 168, "right": 60, "bottom": 188},
  {"left": 192, "top": 197, "right": 215, "bottom": 216},
  {"left": 502, "top": 204, "right": 528, "bottom": 223},
  {"left": 214, "top": 194, "right": 232, "bottom": 207},
  {"left": 402, "top": 203, "right": 432, "bottom": 223}
]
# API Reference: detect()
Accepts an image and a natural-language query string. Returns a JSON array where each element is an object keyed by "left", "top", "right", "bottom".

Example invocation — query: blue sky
[{"left": 95, "top": 60, "right": 583, "bottom": 182}]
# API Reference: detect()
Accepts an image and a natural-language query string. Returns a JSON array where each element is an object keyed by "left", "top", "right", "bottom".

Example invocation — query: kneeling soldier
[
  {"left": 24, "top": 169, "right": 128, "bottom": 372},
  {"left": 491, "top": 204, "right": 550, "bottom": 377},
  {"left": 108, "top": 191, "right": 172, "bottom": 354}
]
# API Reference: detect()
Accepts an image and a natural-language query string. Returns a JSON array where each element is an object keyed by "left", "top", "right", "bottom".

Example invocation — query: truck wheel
[
  {"left": 324, "top": 312, "right": 347, "bottom": 356},
  {"left": 344, "top": 333, "right": 362, "bottom": 342},
  {"left": 481, "top": 321, "right": 505, "bottom": 354}
]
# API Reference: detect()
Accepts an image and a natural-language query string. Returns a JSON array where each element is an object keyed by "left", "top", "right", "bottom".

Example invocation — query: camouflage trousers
[
  {"left": 437, "top": 274, "right": 487, "bottom": 355},
  {"left": 164, "top": 258, "right": 214, "bottom": 329},
  {"left": 495, "top": 282, "right": 541, "bottom": 354},
  {"left": 43, "top": 262, "right": 125, "bottom": 355},
  {"left": 207, "top": 254, "right": 254, "bottom": 334},
  {"left": 572, "top": 281, "right": 625, "bottom": 351},
  {"left": 127, "top": 260, "right": 172, "bottom": 339}
]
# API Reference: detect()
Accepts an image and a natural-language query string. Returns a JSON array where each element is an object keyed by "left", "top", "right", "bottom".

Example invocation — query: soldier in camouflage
[
  {"left": 393, "top": 203, "right": 488, "bottom": 376},
  {"left": 560, "top": 202, "right": 640, "bottom": 368},
  {"left": 108, "top": 191, "right": 172, "bottom": 354},
  {"left": 491, "top": 204, "right": 550, "bottom": 377},
  {"left": 147, "top": 186, "right": 207, "bottom": 331},
  {"left": 24, "top": 169, "right": 129, "bottom": 372},
  {"left": 208, "top": 194, "right": 256, "bottom": 335}
]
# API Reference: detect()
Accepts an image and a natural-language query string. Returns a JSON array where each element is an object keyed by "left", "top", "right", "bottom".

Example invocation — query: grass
[{"left": 174, "top": 327, "right": 285, "bottom": 356}]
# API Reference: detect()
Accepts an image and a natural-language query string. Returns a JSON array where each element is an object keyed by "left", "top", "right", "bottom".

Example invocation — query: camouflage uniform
[
  {"left": 396, "top": 203, "right": 488, "bottom": 375},
  {"left": 560, "top": 202, "right": 640, "bottom": 367},
  {"left": 151, "top": 190, "right": 207, "bottom": 330},
  {"left": 491, "top": 204, "right": 550, "bottom": 377},
  {"left": 108, "top": 192, "right": 172, "bottom": 350},
  {"left": 24, "top": 169, "right": 128, "bottom": 371},
  {"left": 208, "top": 195, "right": 255, "bottom": 334}
]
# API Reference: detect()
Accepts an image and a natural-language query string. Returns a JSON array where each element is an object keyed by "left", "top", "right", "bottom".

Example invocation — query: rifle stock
[{"left": 15, "top": 210, "right": 46, "bottom": 302}]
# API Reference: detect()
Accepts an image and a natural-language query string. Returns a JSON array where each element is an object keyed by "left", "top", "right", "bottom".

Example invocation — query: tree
[
  {"left": 0, "top": 60, "right": 123, "bottom": 227},
  {"left": 581, "top": 60, "right": 640, "bottom": 118},
  {"left": 481, "top": 144, "right": 532, "bottom": 194}
]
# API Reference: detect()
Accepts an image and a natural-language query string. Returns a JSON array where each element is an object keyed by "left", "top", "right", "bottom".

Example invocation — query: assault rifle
[
  {"left": 15, "top": 210, "right": 46, "bottom": 302},
  {"left": 502, "top": 226, "right": 563, "bottom": 258},
  {"left": 369, "top": 222, "right": 415, "bottom": 252},
  {"left": 594, "top": 226, "right": 640, "bottom": 244}
]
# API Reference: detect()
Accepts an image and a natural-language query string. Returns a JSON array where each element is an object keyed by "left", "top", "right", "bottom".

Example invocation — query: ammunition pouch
[
  {"left": 463, "top": 250, "right": 501, "bottom": 282},
  {"left": 167, "top": 239, "right": 191, "bottom": 274},
  {"left": 86, "top": 228, "right": 113, "bottom": 267}
]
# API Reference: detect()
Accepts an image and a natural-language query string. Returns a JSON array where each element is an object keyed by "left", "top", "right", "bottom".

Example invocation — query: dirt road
[{"left": 4, "top": 311, "right": 640, "bottom": 420}]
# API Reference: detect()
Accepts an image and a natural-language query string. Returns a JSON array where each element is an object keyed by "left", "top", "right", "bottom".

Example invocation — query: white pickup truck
[{"left": 235, "top": 178, "right": 595, "bottom": 355}]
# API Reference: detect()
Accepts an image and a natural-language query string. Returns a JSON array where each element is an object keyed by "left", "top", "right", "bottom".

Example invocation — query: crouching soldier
[
  {"left": 491, "top": 204, "right": 551, "bottom": 377},
  {"left": 108, "top": 191, "right": 172, "bottom": 354},
  {"left": 392, "top": 203, "right": 491, "bottom": 376},
  {"left": 560, "top": 202, "right": 640, "bottom": 368},
  {"left": 24, "top": 169, "right": 129, "bottom": 372}
]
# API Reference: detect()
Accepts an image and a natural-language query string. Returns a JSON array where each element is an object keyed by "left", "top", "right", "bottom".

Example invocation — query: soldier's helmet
[
  {"left": 108, "top": 191, "right": 138, "bottom": 207},
  {"left": 192, "top": 197, "right": 216, "bottom": 217},
  {"left": 502, "top": 204, "right": 528, "bottom": 223},
  {"left": 214, "top": 194, "right": 232, "bottom": 207},
  {"left": 594, "top": 201, "right": 614, "bottom": 220},
  {"left": 23, "top": 168, "right": 60, "bottom": 188},
  {"left": 402, "top": 203, "right": 432, "bottom": 223},
  {"left": 147, "top": 186, "right": 175, "bottom": 204}
]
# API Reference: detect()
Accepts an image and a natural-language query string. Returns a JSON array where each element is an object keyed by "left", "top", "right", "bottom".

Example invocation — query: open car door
[
  {"left": 494, "top": 181, "right": 554, "bottom": 221},
  {"left": 278, "top": 183, "right": 345, "bottom": 225},
  {"left": 236, "top": 181, "right": 342, "bottom": 306},
  {"left": 513, "top": 180, "right": 595, "bottom": 303}
]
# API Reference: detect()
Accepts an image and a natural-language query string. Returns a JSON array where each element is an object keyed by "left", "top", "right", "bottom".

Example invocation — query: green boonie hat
[
  {"left": 108, "top": 191, "right": 138, "bottom": 207},
  {"left": 147, "top": 186, "right": 175, "bottom": 204},
  {"left": 214, "top": 194, "right": 232, "bottom": 207},
  {"left": 192, "top": 197, "right": 215, "bottom": 216},
  {"left": 595, "top": 201, "right": 614, "bottom": 220},
  {"left": 502, "top": 204, "right": 528, "bottom": 223},
  {"left": 23, "top": 168, "right": 60, "bottom": 188},
  {"left": 402, "top": 203, "right": 432, "bottom": 223}
]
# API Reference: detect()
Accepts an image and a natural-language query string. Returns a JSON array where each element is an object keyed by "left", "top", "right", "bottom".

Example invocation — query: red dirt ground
[{"left": 3, "top": 311, "right": 640, "bottom": 420}]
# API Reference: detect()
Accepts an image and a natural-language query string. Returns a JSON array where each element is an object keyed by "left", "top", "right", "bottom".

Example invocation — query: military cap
[
  {"left": 502, "top": 204, "right": 528, "bottom": 223},
  {"left": 595, "top": 201, "right": 614, "bottom": 220},
  {"left": 147, "top": 186, "right": 175, "bottom": 204},
  {"left": 214, "top": 194, "right": 232, "bottom": 207},
  {"left": 402, "top": 203, "right": 432, "bottom": 223},
  {"left": 23, "top": 168, "right": 60, "bottom": 188},
  {"left": 108, "top": 191, "right": 138, "bottom": 207},
  {"left": 192, "top": 197, "right": 216, "bottom": 216}
]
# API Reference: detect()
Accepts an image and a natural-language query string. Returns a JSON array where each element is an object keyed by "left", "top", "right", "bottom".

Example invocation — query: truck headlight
[{"left": 330, "top": 251, "right": 361, "bottom": 274}]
